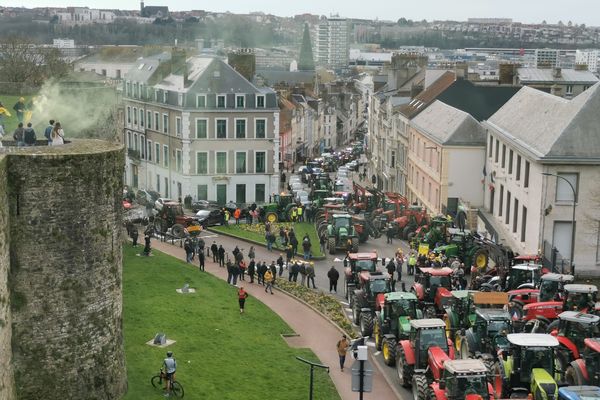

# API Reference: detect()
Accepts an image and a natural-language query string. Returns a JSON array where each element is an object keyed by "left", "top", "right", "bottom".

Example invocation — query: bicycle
[{"left": 151, "top": 368, "right": 184, "bottom": 398}]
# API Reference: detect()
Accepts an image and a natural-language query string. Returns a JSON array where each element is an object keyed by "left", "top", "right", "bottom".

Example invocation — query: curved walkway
[{"left": 152, "top": 239, "right": 398, "bottom": 400}]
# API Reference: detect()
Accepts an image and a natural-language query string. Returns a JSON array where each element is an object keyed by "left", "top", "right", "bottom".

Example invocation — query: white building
[
  {"left": 53, "top": 38, "right": 75, "bottom": 48},
  {"left": 315, "top": 16, "right": 349, "bottom": 71},
  {"left": 482, "top": 84, "right": 600, "bottom": 276},
  {"left": 576, "top": 49, "right": 599, "bottom": 73},
  {"left": 535, "top": 48, "right": 559, "bottom": 68}
]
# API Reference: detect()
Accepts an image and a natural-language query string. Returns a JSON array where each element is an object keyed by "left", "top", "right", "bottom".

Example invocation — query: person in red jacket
[
  {"left": 234, "top": 208, "right": 241, "bottom": 225},
  {"left": 238, "top": 286, "right": 249, "bottom": 313}
]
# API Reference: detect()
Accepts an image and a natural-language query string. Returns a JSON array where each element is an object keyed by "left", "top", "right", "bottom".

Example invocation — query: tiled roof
[{"left": 398, "top": 71, "right": 456, "bottom": 119}]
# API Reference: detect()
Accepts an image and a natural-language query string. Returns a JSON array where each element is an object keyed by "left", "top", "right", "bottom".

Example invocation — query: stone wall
[{"left": 1, "top": 141, "right": 127, "bottom": 399}]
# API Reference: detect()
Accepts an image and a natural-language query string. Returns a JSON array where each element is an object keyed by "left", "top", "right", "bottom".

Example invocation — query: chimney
[
  {"left": 552, "top": 67, "right": 562, "bottom": 79},
  {"left": 551, "top": 84, "right": 563, "bottom": 97},
  {"left": 499, "top": 63, "right": 518, "bottom": 85},
  {"left": 170, "top": 47, "right": 188, "bottom": 83},
  {"left": 227, "top": 49, "right": 256, "bottom": 82}
]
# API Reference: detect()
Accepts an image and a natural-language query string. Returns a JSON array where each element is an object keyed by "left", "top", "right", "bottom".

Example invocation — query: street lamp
[{"left": 542, "top": 172, "right": 576, "bottom": 272}]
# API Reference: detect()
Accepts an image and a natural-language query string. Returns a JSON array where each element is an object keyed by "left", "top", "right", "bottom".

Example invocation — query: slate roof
[
  {"left": 398, "top": 71, "right": 456, "bottom": 119},
  {"left": 518, "top": 68, "right": 599, "bottom": 85},
  {"left": 254, "top": 70, "right": 315, "bottom": 86},
  {"left": 486, "top": 83, "right": 600, "bottom": 161},
  {"left": 411, "top": 100, "right": 486, "bottom": 146},
  {"left": 124, "top": 52, "right": 170, "bottom": 82}
]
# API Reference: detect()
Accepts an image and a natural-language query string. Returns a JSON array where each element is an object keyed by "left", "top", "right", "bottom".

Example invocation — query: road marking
[
  {"left": 345, "top": 308, "right": 352, "bottom": 313},
  {"left": 367, "top": 342, "right": 375, "bottom": 348},
  {"left": 340, "top": 301, "right": 349, "bottom": 306},
  {"left": 373, "top": 351, "right": 381, "bottom": 356}
]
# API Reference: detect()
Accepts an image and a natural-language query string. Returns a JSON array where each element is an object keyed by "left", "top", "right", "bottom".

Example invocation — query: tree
[
  {"left": 398, "top": 17, "right": 408, "bottom": 26},
  {"left": 298, "top": 23, "right": 315, "bottom": 71}
]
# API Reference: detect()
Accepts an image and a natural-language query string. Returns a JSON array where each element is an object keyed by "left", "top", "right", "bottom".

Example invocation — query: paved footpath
[{"left": 151, "top": 238, "right": 398, "bottom": 400}]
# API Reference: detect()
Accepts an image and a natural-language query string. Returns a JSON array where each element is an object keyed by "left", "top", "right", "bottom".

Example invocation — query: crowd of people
[{"left": 0, "top": 97, "right": 65, "bottom": 147}]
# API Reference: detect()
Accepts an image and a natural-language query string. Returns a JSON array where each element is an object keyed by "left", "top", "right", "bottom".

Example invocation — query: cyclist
[{"left": 163, "top": 351, "right": 177, "bottom": 394}]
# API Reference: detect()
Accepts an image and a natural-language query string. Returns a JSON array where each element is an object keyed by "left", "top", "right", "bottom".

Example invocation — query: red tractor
[
  {"left": 351, "top": 271, "right": 392, "bottom": 336},
  {"left": 343, "top": 252, "right": 379, "bottom": 300},
  {"left": 395, "top": 319, "right": 455, "bottom": 394},
  {"left": 508, "top": 272, "right": 574, "bottom": 306},
  {"left": 566, "top": 338, "right": 600, "bottom": 386},
  {"left": 153, "top": 201, "right": 201, "bottom": 238},
  {"left": 412, "top": 267, "right": 454, "bottom": 318},
  {"left": 427, "top": 359, "right": 494, "bottom": 400}
]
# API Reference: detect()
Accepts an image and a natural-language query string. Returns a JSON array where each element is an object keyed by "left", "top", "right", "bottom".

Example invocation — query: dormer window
[{"left": 217, "top": 95, "right": 226, "bottom": 108}]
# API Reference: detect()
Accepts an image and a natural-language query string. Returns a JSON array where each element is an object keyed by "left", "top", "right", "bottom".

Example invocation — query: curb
[
  {"left": 206, "top": 227, "right": 327, "bottom": 260},
  {"left": 370, "top": 351, "right": 404, "bottom": 400}
]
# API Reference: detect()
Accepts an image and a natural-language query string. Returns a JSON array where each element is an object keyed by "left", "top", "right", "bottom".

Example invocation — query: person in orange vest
[{"left": 234, "top": 208, "right": 241, "bottom": 225}]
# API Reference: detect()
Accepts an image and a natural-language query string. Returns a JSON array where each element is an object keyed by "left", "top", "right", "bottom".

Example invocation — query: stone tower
[
  {"left": 0, "top": 140, "right": 127, "bottom": 399},
  {"left": 298, "top": 23, "right": 315, "bottom": 71}
]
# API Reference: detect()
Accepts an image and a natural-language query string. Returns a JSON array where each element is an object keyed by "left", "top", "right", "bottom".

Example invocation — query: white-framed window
[
  {"left": 236, "top": 151, "right": 247, "bottom": 173},
  {"left": 139, "top": 109, "right": 144, "bottom": 127},
  {"left": 126, "top": 131, "right": 131, "bottom": 149},
  {"left": 556, "top": 173, "right": 579, "bottom": 202},
  {"left": 154, "top": 112, "right": 159, "bottom": 132},
  {"left": 196, "top": 151, "right": 208, "bottom": 174},
  {"left": 255, "top": 151, "right": 266, "bottom": 173},
  {"left": 255, "top": 118, "right": 266, "bottom": 139},
  {"left": 133, "top": 107, "right": 138, "bottom": 126},
  {"left": 197, "top": 184, "right": 208, "bottom": 200},
  {"left": 147, "top": 110, "right": 152, "bottom": 129},
  {"left": 133, "top": 133, "right": 138, "bottom": 151},
  {"left": 177, "top": 93, "right": 183, "bottom": 106},
  {"left": 163, "top": 114, "right": 169, "bottom": 134},
  {"left": 195, "top": 118, "right": 208, "bottom": 139},
  {"left": 217, "top": 94, "right": 226, "bottom": 108},
  {"left": 175, "top": 116, "right": 182, "bottom": 137},
  {"left": 147, "top": 140, "right": 153, "bottom": 161},
  {"left": 155, "top": 143, "right": 160, "bottom": 164},
  {"left": 196, "top": 95, "right": 206, "bottom": 108},
  {"left": 140, "top": 134, "right": 145, "bottom": 159},
  {"left": 566, "top": 85, "right": 574, "bottom": 95},
  {"left": 256, "top": 94, "right": 265, "bottom": 108},
  {"left": 216, "top": 151, "right": 227, "bottom": 174},
  {"left": 126, "top": 106, "right": 131, "bottom": 124},
  {"left": 236, "top": 94, "right": 245, "bottom": 108},
  {"left": 163, "top": 145, "right": 169, "bottom": 167},
  {"left": 176, "top": 149, "right": 182, "bottom": 172},
  {"left": 216, "top": 119, "right": 227, "bottom": 139},
  {"left": 235, "top": 118, "right": 246, "bottom": 139},
  {"left": 163, "top": 91, "right": 168, "bottom": 103}
]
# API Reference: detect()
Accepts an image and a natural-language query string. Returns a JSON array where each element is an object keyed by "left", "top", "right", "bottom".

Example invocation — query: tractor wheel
[
  {"left": 481, "top": 357, "right": 495, "bottom": 380},
  {"left": 373, "top": 319, "right": 383, "bottom": 351},
  {"left": 402, "top": 226, "right": 412, "bottom": 240},
  {"left": 328, "top": 237, "right": 336, "bottom": 255},
  {"left": 493, "top": 361, "right": 509, "bottom": 399},
  {"left": 546, "top": 319, "right": 559, "bottom": 334},
  {"left": 396, "top": 346, "right": 413, "bottom": 388},
  {"left": 459, "top": 336, "right": 472, "bottom": 359},
  {"left": 554, "top": 348, "right": 570, "bottom": 382},
  {"left": 565, "top": 361, "right": 587, "bottom": 386},
  {"left": 382, "top": 337, "right": 397, "bottom": 366},
  {"left": 443, "top": 313, "right": 454, "bottom": 341},
  {"left": 473, "top": 248, "right": 489, "bottom": 272},
  {"left": 172, "top": 224, "right": 185, "bottom": 238},
  {"left": 154, "top": 218, "right": 165, "bottom": 234},
  {"left": 266, "top": 212, "right": 278, "bottom": 223},
  {"left": 411, "top": 374, "right": 429, "bottom": 400},
  {"left": 352, "top": 297, "right": 361, "bottom": 325},
  {"left": 407, "top": 231, "right": 416, "bottom": 243},
  {"left": 351, "top": 237, "right": 359, "bottom": 253},
  {"left": 359, "top": 312, "right": 374, "bottom": 336}
]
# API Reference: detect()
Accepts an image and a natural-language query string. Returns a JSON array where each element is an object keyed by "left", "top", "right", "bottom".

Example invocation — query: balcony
[{"left": 127, "top": 148, "right": 141, "bottom": 162}]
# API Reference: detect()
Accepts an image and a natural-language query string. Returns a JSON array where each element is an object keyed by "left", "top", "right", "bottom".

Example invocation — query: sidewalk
[{"left": 151, "top": 239, "right": 398, "bottom": 400}]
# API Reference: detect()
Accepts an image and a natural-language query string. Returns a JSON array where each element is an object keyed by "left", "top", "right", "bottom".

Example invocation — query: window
[
  {"left": 501, "top": 144, "right": 506, "bottom": 168},
  {"left": 175, "top": 117, "right": 182, "bottom": 137},
  {"left": 139, "top": 109, "right": 144, "bottom": 127},
  {"left": 513, "top": 198, "right": 519, "bottom": 233},
  {"left": 196, "top": 152, "right": 208, "bottom": 174},
  {"left": 154, "top": 112, "right": 159, "bottom": 131},
  {"left": 508, "top": 149, "right": 513, "bottom": 174},
  {"left": 133, "top": 107, "right": 138, "bottom": 125},
  {"left": 155, "top": 143, "right": 160, "bottom": 164},
  {"left": 140, "top": 135, "right": 145, "bottom": 159},
  {"left": 391, "top": 151, "right": 396, "bottom": 168},
  {"left": 217, "top": 95, "right": 226, "bottom": 108},
  {"left": 255, "top": 151, "right": 266, "bottom": 173},
  {"left": 521, "top": 206, "right": 527, "bottom": 242},
  {"left": 163, "top": 114, "right": 169, "bottom": 134},
  {"left": 499, "top": 184, "right": 504, "bottom": 217},
  {"left": 164, "top": 177, "right": 168, "bottom": 197},
  {"left": 236, "top": 152, "right": 247, "bottom": 173},
  {"left": 147, "top": 140, "right": 152, "bottom": 161},
  {"left": 163, "top": 91, "right": 168, "bottom": 103},
  {"left": 556, "top": 173, "right": 579, "bottom": 202},
  {"left": 256, "top": 95, "right": 265, "bottom": 108},
  {"left": 126, "top": 106, "right": 131, "bottom": 124},
  {"left": 516, "top": 155, "right": 521, "bottom": 181},
  {"left": 126, "top": 81, "right": 131, "bottom": 96},
  {"left": 216, "top": 119, "right": 227, "bottom": 139},
  {"left": 495, "top": 139, "right": 499, "bottom": 163},
  {"left": 488, "top": 135, "right": 493, "bottom": 158},
  {"left": 553, "top": 221, "right": 574, "bottom": 262},
  {"left": 235, "top": 119, "right": 246, "bottom": 139},
  {"left": 505, "top": 191, "right": 511, "bottom": 225},
  {"left": 255, "top": 184, "right": 265, "bottom": 203},
  {"left": 197, "top": 184, "right": 208, "bottom": 201},
  {"left": 147, "top": 111, "right": 152, "bottom": 129},
  {"left": 236, "top": 184, "right": 246, "bottom": 204},
  {"left": 154, "top": 90, "right": 159, "bottom": 102},
  {"left": 524, "top": 161, "right": 530, "bottom": 188},
  {"left": 566, "top": 85, "right": 573, "bottom": 95},
  {"left": 236, "top": 95, "right": 245, "bottom": 108},
  {"left": 196, "top": 119, "right": 207, "bottom": 139},
  {"left": 176, "top": 149, "right": 182, "bottom": 172},
  {"left": 255, "top": 119, "right": 266, "bottom": 139},
  {"left": 216, "top": 152, "right": 227, "bottom": 174},
  {"left": 156, "top": 174, "right": 160, "bottom": 192},
  {"left": 163, "top": 145, "right": 169, "bottom": 167},
  {"left": 133, "top": 133, "right": 138, "bottom": 151},
  {"left": 196, "top": 95, "right": 206, "bottom": 108}
]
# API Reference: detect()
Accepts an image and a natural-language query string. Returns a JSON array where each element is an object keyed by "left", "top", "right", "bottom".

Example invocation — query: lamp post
[{"left": 542, "top": 172, "right": 576, "bottom": 272}]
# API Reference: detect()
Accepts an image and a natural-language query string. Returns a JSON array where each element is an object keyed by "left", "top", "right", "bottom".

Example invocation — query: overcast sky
[{"left": 14, "top": 0, "right": 600, "bottom": 26}]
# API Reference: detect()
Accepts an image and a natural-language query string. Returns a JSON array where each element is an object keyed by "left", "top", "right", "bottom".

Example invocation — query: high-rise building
[
  {"left": 535, "top": 48, "right": 559, "bottom": 68},
  {"left": 315, "top": 16, "right": 349, "bottom": 71},
  {"left": 576, "top": 49, "right": 599, "bottom": 73}
]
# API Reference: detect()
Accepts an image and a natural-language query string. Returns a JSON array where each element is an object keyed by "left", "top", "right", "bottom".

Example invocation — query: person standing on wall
[
  {"left": 44, "top": 119, "right": 54, "bottom": 145},
  {"left": 51, "top": 122, "right": 65, "bottom": 146}
]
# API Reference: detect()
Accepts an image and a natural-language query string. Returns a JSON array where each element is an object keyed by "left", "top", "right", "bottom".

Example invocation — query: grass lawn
[
  {"left": 211, "top": 222, "right": 324, "bottom": 257},
  {"left": 122, "top": 245, "right": 339, "bottom": 400}
]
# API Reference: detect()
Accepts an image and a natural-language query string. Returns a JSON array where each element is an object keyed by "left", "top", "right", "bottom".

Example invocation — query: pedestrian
[
  {"left": 218, "top": 245, "right": 226, "bottom": 267},
  {"left": 281, "top": 171, "right": 286, "bottom": 186},
  {"left": 239, "top": 260, "right": 246, "bottom": 281},
  {"left": 266, "top": 231, "right": 274, "bottom": 251},
  {"left": 396, "top": 255, "right": 403, "bottom": 283},
  {"left": 306, "top": 262, "right": 316, "bottom": 289},
  {"left": 319, "top": 233, "right": 327, "bottom": 255},
  {"left": 51, "top": 122, "right": 65, "bottom": 146},
  {"left": 0, "top": 102, "right": 12, "bottom": 126},
  {"left": 12, "top": 123, "right": 25, "bottom": 147},
  {"left": 328, "top": 265, "right": 340, "bottom": 293},
  {"left": 291, "top": 260, "right": 299, "bottom": 282},
  {"left": 223, "top": 209, "right": 230, "bottom": 226},
  {"left": 302, "top": 236, "right": 312, "bottom": 260},
  {"left": 337, "top": 335, "right": 350, "bottom": 372},
  {"left": 142, "top": 233, "right": 151, "bottom": 256},
  {"left": 248, "top": 245, "right": 256, "bottom": 260},
  {"left": 131, "top": 226, "right": 138, "bottom": 247},
  {"left": 232, "top": 261, "right": 240, "bottom": 286},
  {"left": 279, "top": 227, "right": 287, "bottom": 247},
  {"left": 226, "top": 260, "right": 234, "bottom": 285},
  {"left": 13, "top": 97, "right": 25, "bottom": 123},
  {"left": 23, "top": 122, "right": 36, "bottom": 146},
  {"left": 264, "top": 268, "right": 274, "bottom": 294},
  {"left": 290, "top": 234, "right": 299, "bottom": 256},
  {"left": 258, "top": 261, "right": 267, "bottom": 285},
  {"left": 248, "top": 259, "right": 256, "bottom": 283},
  {"left": 386, "top": 258, "right": 396, "bottom": 291},
  {"left": 198, "top": 249, "right": 205, "bottom": 271},
  {"left": 238, "top": 286, "right": 249, "bottom": 313},
  {"left": 306, "top": 204, "right": 313, "bottom": 223},
  {"left": 277, "top": 254, "right": 284, "bottom": 277},
  {"left": 291, "top": 207, "right": 297, "bottom": 223},
  {"left": 197, "top": 237, "right": 205, "bottom": 256},
  {"left": 269, "top": 261, "right": 277, "bottom": 285},
  {"left": 297, "top": 204, "right": 303, "bottom": 222},
  {"left": 386, "top": 223, "right": 394, "bottom": 244},
  {"left": 211, "top": 241, "right": 218, "bottom": 262},
  {"left": 184, "top": 239, "right": 193, "bottom": 263},
  {"left": 408, "top": 252, "right": 417, "bottom": 276},
  {"left": 300, "top": 262, "right": 307, "bottom": 286},
  {"left": 285, "top": 245, "right": 293, "bottom": 263},
  {"left": 234, "top": 207, "right": 241, "bottom": 225}
]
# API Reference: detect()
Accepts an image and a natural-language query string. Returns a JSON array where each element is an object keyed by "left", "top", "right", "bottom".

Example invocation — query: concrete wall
[
  {"left": 2, "top": 141, "right": 127, "bottom": 399},
  {"left": 447, "top": 146, "right": 485, "bottom": 207}
]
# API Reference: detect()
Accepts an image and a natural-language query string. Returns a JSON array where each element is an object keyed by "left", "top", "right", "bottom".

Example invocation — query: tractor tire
[
  {"left": 373, "top": 319, "right": 383, "bottom": 351},
  {"left": 565, "top": 361, "right": 587, "bottom": 386},
  {"left": 412, "top": 374, "right": 429, "bottom": 400},
  {"left": 493, "top": 361, "right": 509, "bottom": 399},
  {"left": 359, "top": 312, "right": 374, "bottom": 336},
  {"left": 328, "top": 237, "right": 336, "bottom": 255},
  {"left": 481, "top": 357, "right": 495, "bottom": 381},
  {"left": 546, "top": 319, "right": 559, "bottom": 334},
  {"left": 352, "top": 296, "right": 362, "bottom": 325},
  {"left": 351, "top": 237, "right": 359, "bottom": 253},
  {"left": 265, "top": 212, "right": 278, "bottom": 223},
  {"left": 402, "top": 226, "right": 412, "bottom": 240},
  {"left": 382, "top": 337, "right": 397, "bottom": 366},
  {"left": 154, "top": 219, "right": 165, "bottom": 234},
  {"left": 407, "top": 231, "right": 416, "bottom": 243},
  {"left": 172, "top": 224, "right": 185, "bottom": 238},
  {"left": 554, "top": 348, "right": 570, "bottom": 382},
  {"left": 396, "top": 346, "right": 413, "bottom": 388},
  {"left": 473, "top": 248, "right": 489, "bottom": 272},
  {"left": 459, "top": 336, "right": 472, "bottom": 359}
]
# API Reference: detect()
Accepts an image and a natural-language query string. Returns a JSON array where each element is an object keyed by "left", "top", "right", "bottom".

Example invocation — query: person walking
[
  {"left": 184, "top": 239, "right": 193, "bottom": 263},
  {"left": 277, "top": 254, "right": 284, "bottom": 277},
  {"left": 142, "top": 233, "right": 151, "bottom": 256},
  {"left": 131, "top": 226, "right": 138, "bottom": 247},
  {"left": 337, "top": 335, "right": 350, "bottom": 372},
  {"left": 269, "top": 261, "right": 277, "bottom": 285},
  {"left": 258, "top": 261, "right": 267, "bottom": 286},
  {"left": 265, "top": 231, "right": 274, "bottom": 251},
  {"left": 239, "top": 260, "right": 246, "bottom": 281},
  {"left": 327, "top": 265, "right": 340, "bottom": 293},
  {"left": 198, "top": 249, "right": 205, "bottom": 271},
  {"left": 285, "top": 245, "right": 293, "bottom": 264},
  {"left": 264, "top": 268, "right": 274, "bottom": 294},
  {"left": 299, "top": 262, "right": 307, "bottom": 286},
  {"left": 319, "top": 233, "right": 327, "bottom": 255},
  {"left": 386, "top": 223, "right": 394, "bottom": 244},
  {"left": 302, "top": 236, "right": 312, "bottom": 260},
  {"left": 386, "top": 258, "right": 396, "bottom": 291},
  {"left": 218, "top": 245, "right": 226, "bottom": 267},
  {"left": 238, "top": 286, "right": 249, "bottom": 313},
  {"left": 231, "top": 261, "right": 240, "bottom": 286},
  {"left": 306, "top": 262, "right": 316, "bottom": 289},
  {"left": 211, "top": 241, "right": 218, "bottom": 263},
  {"left": 290, "top": 234, "right": 299, "bottom": 256},
  {"left": 408, "top": 252, "right": 417, "bottom": 276},
  {"left": 248, "top": 246, "right": 256, "bottom": 261},
  {"left": 13, "top": 97, "right": 25, "bottom": 123},
  {"left": 297, "top": 204, "right": 303, "bottom": 222},
  {"left": 396, "top": 255, "right": 403, "bottom": 284},
  {"left": 223, "top": 209, "right": 230, "bottom": 226},
  {"left": 226, "top": 260, "right": 234, "bottom": 285}
]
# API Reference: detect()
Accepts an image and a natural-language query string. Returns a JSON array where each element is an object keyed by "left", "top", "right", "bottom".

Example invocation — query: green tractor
[
  {"left": 444, "top": 291, "right": 509, "bottom": 342},
  {"left": 373, "top": 292, "right": 423, "bottom": 366},
  {"left": 493, "top": 333, "right": 559, "bottom": 399},
  {"left": 263, "top": 194, "right": 295, "bottom": 223},
  {"left": 327, "top": 214, "right": 359, "bottom": 254},
  {"left": 411, "top": 216, "right": 453, "bottom": 250}
]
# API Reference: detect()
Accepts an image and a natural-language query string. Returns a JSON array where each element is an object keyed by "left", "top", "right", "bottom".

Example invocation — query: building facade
[
  {"left": 576, "top": 49, "right": 599, "bottom": 73},
  {"left": 315, "top": 16, "right": 349, "bottom": 71},
  {"left": 123, "top": 51, "right": 280, "bottom": 205}
]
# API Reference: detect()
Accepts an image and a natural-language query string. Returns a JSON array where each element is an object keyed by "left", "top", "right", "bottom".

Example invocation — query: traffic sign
[{"left": 351, "top": 360, "right": 373, "bottom": 393}]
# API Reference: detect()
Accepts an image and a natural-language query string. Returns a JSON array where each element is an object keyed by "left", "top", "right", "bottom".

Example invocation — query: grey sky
[{"left": 14, "top": 0, "right": 600, "bottom": 26}]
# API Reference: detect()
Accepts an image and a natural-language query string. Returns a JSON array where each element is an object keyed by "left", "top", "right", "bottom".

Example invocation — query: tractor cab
[
  {"left": 555, "top": 311, "right": 600, "bottom": 352},
  {"left": 359, "top": 271, "right": 391, "bottom": 300},
  {"left": 565, "top": 338, "right": 600, "bottom": 386},
  {"left": 348, "top": 253, "right": 378, "bottom": 273},
  {"left": 413, "top": 267, "right": 454, "bottom": 307},
  {"left": 539, "top": 273, "right": 575, "bottom": 302},
  {"left": 563, "top": 284, "right": 599, "bottom": 313},
  {"left": 273, "top": 193, "right": 293, "bottom": 207},
  {"left": 472, "top": 308, "right": 512, "bottom": 351},
  {"left": 505, "top": 264, "right": 543, "bottom": 291},
  {"left": 380, "top": 292, "right": 420, "bottom": 332},
  {"left": 410, "top": 319, "right": 450, "bottom": 370},
  {"left": 433, "top": 359, "right": 492, "bottom": 400}
]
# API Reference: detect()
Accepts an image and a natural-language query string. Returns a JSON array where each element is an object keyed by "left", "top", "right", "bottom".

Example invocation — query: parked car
[
  {"left": 155, "top": 198, "right": 174, "bottom": 211},
  {"left": 194, "top": 209, "right": 224, "bottom": 227},
  {"left": 191, "top": 200, "right": 219, "bottom": 213},
  {"left": 136, "top": 189, "right": 160, "bottom": 206}
]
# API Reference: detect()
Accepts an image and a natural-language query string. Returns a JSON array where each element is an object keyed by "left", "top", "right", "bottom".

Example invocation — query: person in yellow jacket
[
  {"left": 0, "top": 102, "right": 11, "bottom": 126},
  {"left": 264, "top": 269, "right": 274, "bottom": 294}
]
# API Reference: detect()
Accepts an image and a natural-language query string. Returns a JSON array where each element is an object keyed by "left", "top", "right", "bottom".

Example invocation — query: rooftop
[
  {"left": 558, "top": 311, "right": 600, "bottom": 324},
  {"left": 541, "top": 273, "right": 574, "bottom": 282},
  {"left": 410, "top": 318, "right": 446, "bottom": 329},
  {"left": 385, "top": 292, "right": 417, "bottom": 301},
  {"left": 418, "top": 267, "right": 454, "bottom": 276},
  {"left": 444, "top": 359, "right": 488, "bottom": 375},
  {"left": 475, "top": 308, "right": 511, "bottom": 320},
  {"left": 518, "top": 68, "right": 600, "bottom": 84},
  {"left": 564, "top": 284, "right": 598, "bottom": 293},
  {"left": 507, "top": 333, "right": 559, "bottom": 347}
]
